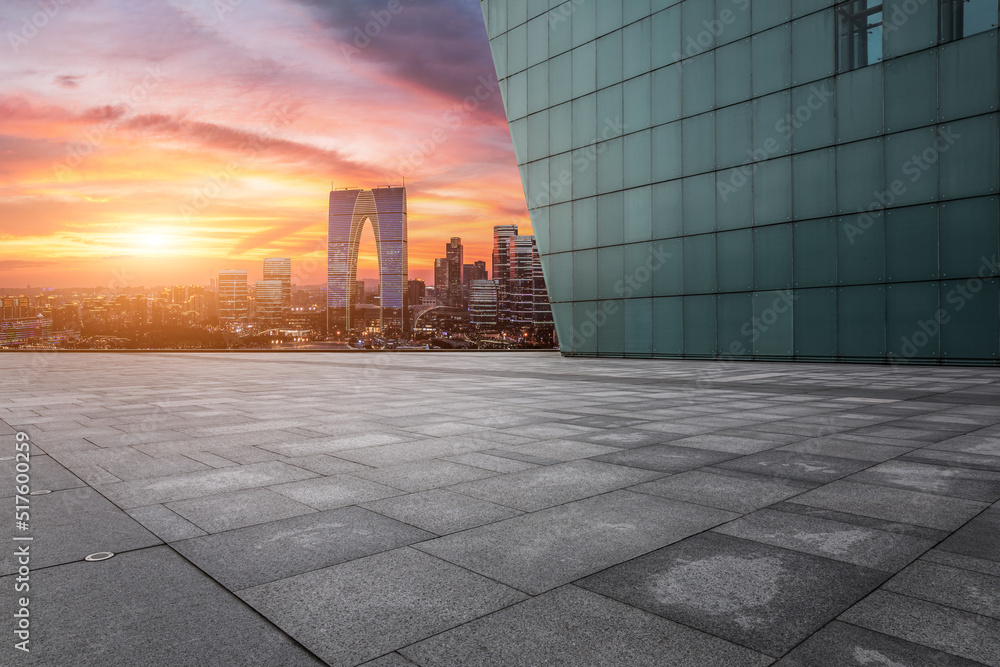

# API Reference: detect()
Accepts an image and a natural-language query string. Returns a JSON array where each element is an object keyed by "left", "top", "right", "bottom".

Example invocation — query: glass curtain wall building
[{"left": 481, "top": 0, "right": 1000, "bottom": 364}]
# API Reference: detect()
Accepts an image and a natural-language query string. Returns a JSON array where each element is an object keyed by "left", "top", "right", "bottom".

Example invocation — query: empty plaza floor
[{"left": 2, "top": 351, "right": 1000, "bottom": 666}]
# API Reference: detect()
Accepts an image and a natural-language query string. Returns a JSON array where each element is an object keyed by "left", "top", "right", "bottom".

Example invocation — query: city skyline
[{"left": 0, "top": 0, "right": 531, "bottom": 289}]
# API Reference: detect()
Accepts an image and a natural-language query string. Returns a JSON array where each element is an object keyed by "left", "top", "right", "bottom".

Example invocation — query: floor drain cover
[
  {"left": 85, "top": 552, "right": 115, "bottom": 562},
  {"left": 29, "top": 490, "right": 51, "bottom": 495}
]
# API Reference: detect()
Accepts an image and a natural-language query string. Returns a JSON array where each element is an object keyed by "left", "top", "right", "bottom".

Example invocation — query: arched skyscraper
[{"left": 328, "top": 186, "right": 407, "bottom": 332}]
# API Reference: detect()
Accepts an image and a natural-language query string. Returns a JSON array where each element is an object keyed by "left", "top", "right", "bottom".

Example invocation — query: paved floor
[{"left": 2, "top": 352, "right": 1000, "bottom": 666}]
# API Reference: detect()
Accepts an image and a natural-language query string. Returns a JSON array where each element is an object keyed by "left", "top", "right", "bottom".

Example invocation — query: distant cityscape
[{"left": 0, "top": 186, "right": 554, "bottom": 350}]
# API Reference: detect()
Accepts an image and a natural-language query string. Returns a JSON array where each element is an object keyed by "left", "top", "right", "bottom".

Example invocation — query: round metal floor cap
[
  {"left": 84, "top": 552, "right": 115, "bottom": 562},
  {"left": 29, "top": 490, "right": 51, "bottom": 495}
]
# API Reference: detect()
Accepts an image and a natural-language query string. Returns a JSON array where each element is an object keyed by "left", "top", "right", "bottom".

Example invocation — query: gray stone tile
[
  {"left": 334, "top": 436, "right": 483, "bottom": 467},
  {"left": 666, "top": 433, "right": 786, "bottom": 454},
  {"left": 570, "top": 428, "right": 677, "bottom": 448},
  {"left": 351, "top": 459, "right": 497, "bottom": 492},
  {"left": 930, "top": 434, "right": 1000, "bottom": 457},
  {"left": 126, "top": 504, "right": 207, "bottom": 542},
  {"left": 779, "top": 436, "right": 913, "bottom": 462},
  {"left": 0, "top": 546, "right": 322, "bottom": 666},
  {"left": 361, "top": 489, "right": 521, "bottom": 535},
  {"left": 847, "top": 460, "right": 1000, "bottom": 502},
  {"left": 589, "top": 443, "right": 738, "bottom": 473},
  {"left": 938, "top": 508, "right": 1000, "bottom": 563},
  {"left": 1, "top": 488, "right": 160, "bottom": 574},
  {"left": 923, "top": 547, "right": 1000, "bottom": 578},
  {"left": 714, "top": 508, "right": 934, "bottom": 571},
  {"left": 166, "top": 487, "right": 316, "bottom": 533},
  {"left": 713, "top": 450, "right": 873, "bottom": 483},
  {"left": 269, "top": 474, "right": 404, "bottom": 510},
  {"left": 840, "top": 590, "right": 1000, "bottom": 666},
  {"left": 578, "top": 532, "right": 888, "bottom": 657},
  {"left": 632, "top": 468, "right": 811, "bottom": 512},
  {"left": 173, "top": 506, "right": 433, "bottom": 590},
  {"left": 402, "top": 585, "right": 771, "bottom": 667},
  {"left": 770, "top": 500, "right": 950, "bottom": 541},
  {"left": 239, "top": 547, "right": 526, "bottom": 667},
  {"left": 886, "top": 560, "right": 1000, "bottom": 619},
  {"left": 446, "top": 460, "right": 662, "bottom": 512},
  {"left": 776, "top": 620, "right": 983, "bottom": 666},
  {"left": 900, "top": 448, "right": 1000, "bottom": 472},
  {"left": 497, "top": 438, "right": 621, "bottom": 461},
  {"left": 441, "top": 451, "right": 539, "bottom": 473},
  {"left": 416, "top": 490, "right": 737, "bottom": 595},
  {"left": 792, "top": 480, "right": 989, "bottom": 531},
  {"left": 0, "top": 454, "right": 84, "bottom": 498},
  {"left": 282, "top": 453, "right": 372, "bottom": 475},
  {"left": 358, "top": 654, "right": 418, "bottom": 667},
  {"left": 95, "top": 461, "right": 318, "bottom": 508}
]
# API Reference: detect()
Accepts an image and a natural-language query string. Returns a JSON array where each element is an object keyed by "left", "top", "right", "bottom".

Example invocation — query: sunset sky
[{"left": 0, "top": 0, "right": 530, "bottom": 289}]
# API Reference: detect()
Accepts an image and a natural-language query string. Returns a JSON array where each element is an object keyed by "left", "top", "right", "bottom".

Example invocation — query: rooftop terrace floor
[{"left": 2, "top": 352, "right": 1000, "bottom": 666}]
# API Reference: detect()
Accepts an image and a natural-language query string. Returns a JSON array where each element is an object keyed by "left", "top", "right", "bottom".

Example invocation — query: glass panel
[
  {"left": 527, "top": 14, "right": 549, "bottom": 68},
  {"left": 718, "top": 292, "right": 754, "bottom": 357},
  {"left": 887, "top": 281, "right": 941, "bottom": 360},
  {"left": 572, "top": 41, "right": 597, "bottom": 99},
  {"left": 838, "top": 285, "right": 887, "bottom": 357},
  {"left": 549, "top": 202, "right": 574, "bottom": 254},
  {"left": 753, "top": 91, "right": 792, "bottom": 158},
  {"left": 651, "top": 5, "right": 683, "bottom": 69},
  {"left": 624, "top": 74, "right": 652, "bottom": 133},
  {"left": 794, "top": 0, "right": 836, "bottom": 19},
  {"left": 754, "top": 223, "right": 794, "bottom": 290},
  {"left": 717, "top": 229, "right": 754, "bottom": 292},
  {"left": 623, "top": 18, "right": 652, "bottom": 80},
  {"left": 489, "top": 34, "right": 508, "bottom": 81},
  {"left": 625, "top": 0, "right": 654, "bottom": 24},
  {"left": 753, "top": 289, "right": 796, "bottom": 356},
  {"left": 683, "top": 112, "right": 716, "bottom": 176},
  {"left": 546, "top": 251, "right": 573, "bottom": 302},
  {"left": 884, "top": 50, "right": 937, "bottom": 133},
  {"left": 682, "top": 51, "right": 716, "bottom": 117},
  {"left": 792, "top": 148, "right": 837, "bottom": 220},
  {"left": 836, "top": 64, "right": 884, "bottom": 142},
  {"left": 598, "top": 245, "right": 624, "bottom": 300},
  {"left": 885, "top": 205, "right": 939, "bottom": 282},
  {"left": 683, "top": 174, "right": 718, "bottom": 234},
  {"left": 939, "top": 0, "right": 1000, "bottom": 42},
  {"left": 753, "top": 157, "right": 793, "bottom": 225},
  {"left": 550, "top": 102, "right": 573, "bottom": 156},
  {"left": 625, "top": 298, "right": 654, "bottom": 355},
  {"left": 941, "top": 279, "right": 1000, "bottom": 360},
  {"left": 792, "top": 9, "right": 835, "bottom": 85},
  {"left": 625, "top": 186, "right": 654, "bottom": 242},
  {"left": 572, "top": 93, "right": 597, "bottom": 149},
  {"left": 549, "top": 3, "right": 573, "bottom": 56},
  {"left": 940, "top": 114, "right": 1000, "bottom": 199},
  {"left": 752, "top": 24, "right": 792, "bottom": 97},
  {"left": 791, "top": 80, "right": 837, "bottom": 151},
  {"left": 596, "top": 30, "right": 623, "bottom": 89},
  {"left": 597, "top": 84, "right": 623, "bottom": 141},
  {"left": 550, "top": 52, "right": 573, "bottom": 106},
  {"left": 719, "top": 0, "right": 752, "bottom": 45},
  {"left": 598, "top": 192, "right": 625, "bottom": 247},
  {"left": 940, "top": 197, "right": 1000, "bottom": 278},
  {"left": 551, "top": 302, "right": 573, "bottom": 352},
  {"left": 507, "top": 0, "right": 527, "bottom": 28},
  {"left": 682, "top": 0, "right": 718, "bottom": 54},
  {"left": 548, "top": 152, "right": 573, "bottom": 206},
  {"left": 652, "top": 238, "right": 685, "bottom": 295},
  {"left": 837, "top": 211, "right": 886, "bottom": 284},
  {"left": 533, "top": 206, "right": 550, "bottom": 256},
  {"left": 573, "top": 248, "right": 598, "bottom": 300},
  {"left": 573, "top": 197, "right": 598, "bottom": 249},
  {"left": 598, "top": 136, "right": 625, "bottom": 195},
  {"left": 596, "top": 1, "right": 623, "bottom": 37},
  {"left": 506, "top": 70, "right": 528, "bottom": 121},
  {"left": 684, "top": 233, "right": 718, "bottom": 293},
  {"left": 572, "top": 301, "right": 599, "bottom": 355},
  {"left": 716, "top": 39, "right": 752, "bottom": 106},
  {"left": 526, "top": 159, "right": 549, "bottom": 208},
  {"left": 527, "top": 111, "right": 549, "bottom": 163},
  {"left": 794, "top": 218, "right": 838, "bottom": 287},
  {"left": 836, "top": 138, "right": 885, "bottom": 215},
  {"left": 571, "top": 0, "right": 597, "bottom": 47},
  {"left": 835, "top": 0, "right": 883, "bottom": 72},
  {"left": 625, "top": 130, "right": 653, "bottom": 190},
  {"left": 717, "top": 167, "right": 755, "bottom": 230},
  {"left": 510, "top": 117, "right": 527, "bottom": 166},
  {"left": 652, "top": 64, "right": 683, "bottom": 125},
  {"left": 885, "top": 127, "right": 939, "bottom": 207},
  {"left": 624, "top": 243, "right": 656, "bottom": 297},
  {"left": 652, "top": 181, "right": 684, "bottom": 239},
  {"left": 507, "top": 23, "right": 528, "bottom": 75},
  {"left": 939, "top": 33, "right": 1000, "bottom": 122},
  {"left": 716, "top": 103, "right": 752, "bottom": 170},
  {"left": 652, "top": 121, "right": 682, "bottom": 182},
  {"left": 652, "top": 296, "right": 684, "bottom": 355},
  {"left": 794, "top": 287, "right": 838, "bottom": 356},
  {"left": 753, "top": 0, "right": 792, "bottom": 32},
  {"left": 683, "top": 295, "right": 718, "bottom": 355},
  {"left": 883, "top": 0, "right": 936, "bottom": 57}
]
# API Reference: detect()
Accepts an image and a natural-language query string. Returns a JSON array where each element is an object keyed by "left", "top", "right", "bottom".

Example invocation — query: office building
[
  {"left": 408, "top": 279, "right": 426, "bottom": 307},
  {"left": 507, "top": 235, "right": 537, "bottom": 328},
  {"left": 469, "top": 279, "right": 499, "bottom": 327},
  {"left": 254, "top": 280, "right": 283, "bottom": 327},
  {"left": 328, "top": 186, "right": 407, "bottom": 332},
  {"left": 434, "top": 258, "right": 450, "bottom": 306},
  {"left": 218, "top": 270, "right": 248, "bottom": 326},
  {"left": 492, "top": 224, "right": 519, "bottom": 325},
  {"left": 446, "top": 237, "right": 464, "bottom": 307},
  {"left": 263, "top": 257, "right": 292, "bottom": 313},
  {"left": 482, "top": 0, "right": 1000, "bottom": 363}
]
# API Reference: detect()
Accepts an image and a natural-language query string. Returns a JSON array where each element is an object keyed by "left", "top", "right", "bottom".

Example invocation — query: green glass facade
[{"left": 481, "top": 0, "right": 1000, "bottom": 364}]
